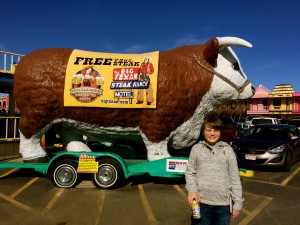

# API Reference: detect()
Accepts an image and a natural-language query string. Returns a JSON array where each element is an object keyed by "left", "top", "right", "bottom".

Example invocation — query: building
[
  {"left": 0, "top": 94, "right": 19, "bottom": 114},
  {"left": 247, "top": 84, "right": 299, "bottom": 120},
  {"left": 247, "top": 85, "right": 270, "bottom": 116},
  {"left": 0, "top": 50, "right": 24, "bottom": 115},
  {"left": 269, "top": 84, "right": 294, "bottom": 119},
  {"left": 292, "top": 92, "right": 300, "bottom": 115},
  {"left": 0, "top": 94, "right": 9, "bottom": 112}
]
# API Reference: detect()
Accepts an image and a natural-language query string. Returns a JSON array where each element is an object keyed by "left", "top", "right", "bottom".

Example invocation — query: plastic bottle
[{"left": 192, "top": 199, "right": 201, "bottom": 219}]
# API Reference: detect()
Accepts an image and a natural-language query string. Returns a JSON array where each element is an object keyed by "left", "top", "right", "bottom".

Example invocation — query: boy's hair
[{"left": 202, "top": 115, "right": 223, "bottom": 131}]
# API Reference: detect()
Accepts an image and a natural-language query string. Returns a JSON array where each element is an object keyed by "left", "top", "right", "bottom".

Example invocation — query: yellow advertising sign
[
  {"left": 64, "top": 49, "right": 159, "bottom": 108},
  {"left": 77, "top": 154, "right": 99, "bottom": 173}
]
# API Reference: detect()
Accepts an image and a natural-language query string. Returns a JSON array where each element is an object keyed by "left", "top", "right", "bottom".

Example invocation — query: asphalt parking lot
[{"left": 0, "top": 160, "right": 299, "bottom": 225}]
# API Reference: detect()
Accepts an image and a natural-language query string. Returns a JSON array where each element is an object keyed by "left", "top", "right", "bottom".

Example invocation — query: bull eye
[
  {"left": 213, "top": 60, "right": 217, "bottom": 68},
  {"left": 232, "top": 63, "right": 240, "bottom": 70}
]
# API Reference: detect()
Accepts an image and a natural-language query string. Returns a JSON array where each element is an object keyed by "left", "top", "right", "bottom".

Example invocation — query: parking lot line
[
  {"left": 0, "top": 168, "right": 19, "bottom": 178},
  {"left": 243, "top": 191, "right": 271, "bottom": 199},
  {"left": 138, "top": 184, "right": 158, "bottom": 225},
  {"left": 241, "top": 207, "right": 251, "bottom": 216},
  {"left": 173, "top": 185, "right": 187, "bottom": 201},
  {"left": 0, "top": 192, "right": 32, "bottom": 211},
  {"left": 249, "top": 179, "right": 282, "bottom": 186},
  {"left": 280, "top": 165, "right": 300, "bottom": 186},
  {"left": 10, "top": 177, "right": 39, "bottom": 198},
  {"left": 238, "top": 196, "right": 272, "bottom": 225},
  {"left": 41, "top": 188, "right": 65, "bottom": 215},
  {"left": 242, "top": 165, "right": 300, "bottom": 187},
  {"left": 94, "top": 190, "right": 106, "bottom": 225}
]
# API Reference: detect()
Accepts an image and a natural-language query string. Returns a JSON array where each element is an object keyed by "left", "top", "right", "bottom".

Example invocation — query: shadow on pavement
[{"left": 129, "top": 174, "right": 186, "bottom": 186}]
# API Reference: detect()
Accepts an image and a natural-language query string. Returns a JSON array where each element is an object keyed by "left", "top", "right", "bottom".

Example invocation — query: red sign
[{"left": 113, "top": 68, "right": 139, "bottom": 81}]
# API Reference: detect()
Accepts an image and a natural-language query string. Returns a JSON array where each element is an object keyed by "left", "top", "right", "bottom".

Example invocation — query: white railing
[
  {"left": 0, "top": 50, "right": 24, "bottom": 74},
  {"left": 0, "top": 116, "right": 20, "bottom": 141}
]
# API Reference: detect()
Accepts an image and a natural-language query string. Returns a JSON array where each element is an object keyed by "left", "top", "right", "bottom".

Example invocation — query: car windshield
[
  {"left": 288, "top": 120, "right": 300, "bottom": 127},
  {"left": 251, "top": 119, "right": 273, "bottom": 125},
  {"left": 242, "top": 127, "right": 288, "bottom": 140},
  {"left": 245, "top": 116, "right": 255, "bottom": 122}
]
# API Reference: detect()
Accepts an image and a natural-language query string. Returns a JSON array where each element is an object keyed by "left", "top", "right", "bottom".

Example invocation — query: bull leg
[
  {"left": 19, "top": 132, "right": 49, "bottom": 163},
  {"left": 144, "top": 139, "right": 171, "bottom": 161},
  {"left": 66, "top": 141, "right": 92, "bottom": 152}
]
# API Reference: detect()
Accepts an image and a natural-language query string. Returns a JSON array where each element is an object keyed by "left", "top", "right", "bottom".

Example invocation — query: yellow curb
[{"left": 239, "top": 170, "right": 254, "bottom": 177}]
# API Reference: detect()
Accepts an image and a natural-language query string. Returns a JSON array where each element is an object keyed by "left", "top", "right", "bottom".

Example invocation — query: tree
[{"left": 214, "top": 100, "right": 248, "bottom": 121}]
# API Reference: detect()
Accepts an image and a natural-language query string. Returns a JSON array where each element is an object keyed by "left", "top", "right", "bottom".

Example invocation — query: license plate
[{"left": 245, "top": 154, "right": 256, "bottom": 160}]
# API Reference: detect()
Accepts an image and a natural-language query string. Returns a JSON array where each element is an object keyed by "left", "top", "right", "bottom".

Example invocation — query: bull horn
[{"left": 217, "top": 37, "right": 253, "bottom": 50}]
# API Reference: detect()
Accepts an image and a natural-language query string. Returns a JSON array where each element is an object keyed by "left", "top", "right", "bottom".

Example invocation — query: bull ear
[
  {"left": 202, "top": 38, "right": 219, "bottom": 67},
  {"left": 217, "top": 37, "right": 253, "bottom": 51}
]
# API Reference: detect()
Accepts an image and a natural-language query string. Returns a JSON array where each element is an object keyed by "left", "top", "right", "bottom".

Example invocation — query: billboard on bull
[{"left": 64, "top": 49, "right": 159, "bottom": 108}]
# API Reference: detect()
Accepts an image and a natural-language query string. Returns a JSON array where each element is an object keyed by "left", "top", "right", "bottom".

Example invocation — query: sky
[{"left": 0, "top": 0, "right": 299, "bottom": 93}]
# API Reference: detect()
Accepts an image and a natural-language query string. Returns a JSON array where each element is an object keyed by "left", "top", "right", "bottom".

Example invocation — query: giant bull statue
[{"left": 14, "top": 36, "right": 255, "bottom": 162}]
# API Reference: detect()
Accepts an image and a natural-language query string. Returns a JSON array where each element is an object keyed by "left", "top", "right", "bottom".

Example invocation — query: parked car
[
  {"left": 288, "top": 119, "right": 300, "bottom": 130},
  {"left": 250, "top": 117, "right": 280, "bottom": 127},
  {"left": 245, "top": 115, "right": 257, "bottom": 124},
  {"left": 236, "top": 116, "right": 253, "bottom": 137},
  {"left": 219, "top": 117, "right": 238, "bottom": 144},
  {"left": 232, "top": 124, "right": 300, "bottom": 171},
  {"left": 279, "top": 119, "right": 289, "bottom": 124}
]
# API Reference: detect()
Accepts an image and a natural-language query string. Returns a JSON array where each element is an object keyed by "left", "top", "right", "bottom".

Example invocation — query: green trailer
[{"left": 0, "top": 151, "right": 188, "bottom": 189}]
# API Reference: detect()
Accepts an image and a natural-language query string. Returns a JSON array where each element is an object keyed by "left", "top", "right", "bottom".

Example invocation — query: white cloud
[
  {"left": 171, "top": 35, "right": 207, "bottom": 48},
  {"left": 124, "top": 45, "right": 146, "bottom": 53},
  {"left": 100, "top": 43, "right": 146, "bottom": 54}
]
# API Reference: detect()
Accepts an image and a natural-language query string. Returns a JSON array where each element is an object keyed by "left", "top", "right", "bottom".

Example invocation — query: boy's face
[{"left": 203, "top": 124, "right": 221, "bottom": 145}]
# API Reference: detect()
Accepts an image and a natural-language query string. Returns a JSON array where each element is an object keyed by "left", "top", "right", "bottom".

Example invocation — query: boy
[{"left": 185, "top": 115, "right": 243, "bottom": 225}]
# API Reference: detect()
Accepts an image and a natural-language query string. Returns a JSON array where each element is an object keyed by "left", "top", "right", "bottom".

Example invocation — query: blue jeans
[{"left": 191, "top": 203, "right": 231, "bottom": 225}]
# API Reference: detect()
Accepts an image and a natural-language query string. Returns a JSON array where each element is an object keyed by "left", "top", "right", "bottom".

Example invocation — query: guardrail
[
  {"left": 0, "top": 116, "right": 20, "bottom": 141},
  {"left": 0, "top": 50, "right": 24, "bottom": 74}
]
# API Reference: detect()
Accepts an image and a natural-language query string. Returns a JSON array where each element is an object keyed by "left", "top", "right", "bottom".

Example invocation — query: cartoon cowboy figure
[{"left": 136, "top": 57, "right": 154, "bottom": 105}]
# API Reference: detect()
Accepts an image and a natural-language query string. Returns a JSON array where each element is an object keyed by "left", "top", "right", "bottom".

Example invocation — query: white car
[{"left": 250, "top": 117, "right": 280, "bottom": 126}]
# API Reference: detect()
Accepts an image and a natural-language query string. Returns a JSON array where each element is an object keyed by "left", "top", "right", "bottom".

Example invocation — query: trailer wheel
[
  {"left": 92, "top": 158, "right": 124, "bottom": 189},
  {"left": 51, "top": 159, "right": 81, "bottom": 188}
]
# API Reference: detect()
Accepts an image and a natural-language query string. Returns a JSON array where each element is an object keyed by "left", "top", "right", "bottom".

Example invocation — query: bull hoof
[
  {"left": 136, "top": 101, "right": 143, "bottom": 104},
  {"left": 23, "top": 156, "right": 49, "bottom": 163}
]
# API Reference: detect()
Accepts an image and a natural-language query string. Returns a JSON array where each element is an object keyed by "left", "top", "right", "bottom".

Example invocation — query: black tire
[
  {"left": 92, "top": 158, "right": 124, "bottom": 189},
  {"left": 283, "top": 152, "right": 292, "bottom": 172},
  {"left": 51, "top": 159, "right": 81, "bottom": 188}
]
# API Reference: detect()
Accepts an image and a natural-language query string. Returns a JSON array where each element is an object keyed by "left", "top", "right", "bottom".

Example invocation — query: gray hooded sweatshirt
[{"left": 185, "top": 141, "right": 244, "bottom": 210}]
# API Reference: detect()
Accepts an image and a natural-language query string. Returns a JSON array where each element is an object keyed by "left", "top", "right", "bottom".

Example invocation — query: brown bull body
[{"left": 14, "top": 39, "right": 218, "bottom": 143}]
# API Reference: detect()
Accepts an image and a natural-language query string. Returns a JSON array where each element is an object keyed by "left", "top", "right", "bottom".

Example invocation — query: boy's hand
[
  {"left": 188, "top": 192, "right": 200, "bottom": 205},
  {"left": 232, "top": 209, "right": 240, "bottom": 218}
]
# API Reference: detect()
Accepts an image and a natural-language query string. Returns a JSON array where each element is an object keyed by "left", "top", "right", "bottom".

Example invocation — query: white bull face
[{"left": 211, "top": 37, "right": 255, "bottom": 101}]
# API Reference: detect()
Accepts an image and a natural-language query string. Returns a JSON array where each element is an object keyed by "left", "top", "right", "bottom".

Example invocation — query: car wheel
[
  {"left": 283, "top": 152, "right": 292, "bottom": 172},
  {"left": 51, "top": 159, "right": 81, "bottom": 188},
  {"left": 92, "top": 158, "right": 124, "bottom": 189}
]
